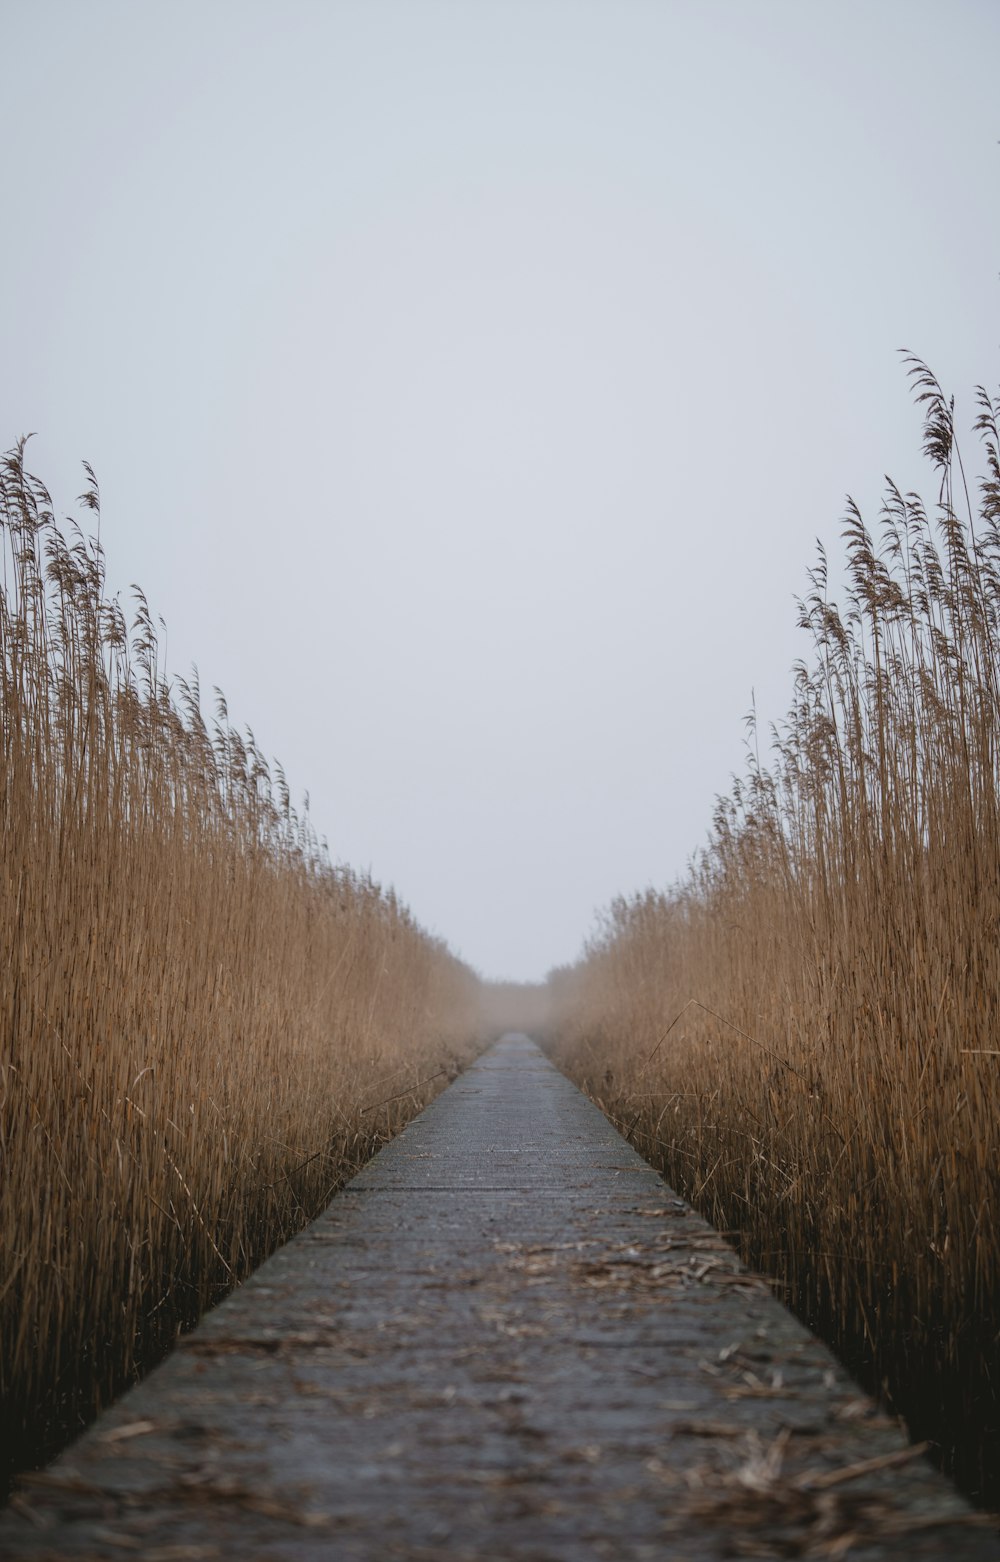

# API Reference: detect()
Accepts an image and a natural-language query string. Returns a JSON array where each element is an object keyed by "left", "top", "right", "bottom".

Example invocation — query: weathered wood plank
[{"left": 1, "top": 1035, "right": 995, "bottom": 1558}]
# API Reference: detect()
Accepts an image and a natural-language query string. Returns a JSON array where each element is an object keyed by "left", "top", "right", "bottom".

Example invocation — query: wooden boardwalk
[{"left": 2, "top": 1035, "right": 995, "bottom": 1559}]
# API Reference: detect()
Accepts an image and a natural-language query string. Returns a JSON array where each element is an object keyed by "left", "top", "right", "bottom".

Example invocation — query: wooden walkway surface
[{"left": 1, "top": 1035, "right": 995, "bottom": 1560}]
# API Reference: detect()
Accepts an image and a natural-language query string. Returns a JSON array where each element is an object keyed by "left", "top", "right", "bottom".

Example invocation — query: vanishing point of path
[{"left": 2, "top": 1035, "right": 996, "bottom": 1560}]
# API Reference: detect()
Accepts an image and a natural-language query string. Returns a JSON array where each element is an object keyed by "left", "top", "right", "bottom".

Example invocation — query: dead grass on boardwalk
[
  {"left": 546, "top": 360, "right": 1000, "bottom": 1508},
  {"left": 0, "top": 444, "right": 482, "bottom": 1488}
]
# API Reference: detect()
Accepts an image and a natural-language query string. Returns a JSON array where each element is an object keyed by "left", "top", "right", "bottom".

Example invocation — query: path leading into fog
[{"left": 1, "top": 1035, "right": 994, "bottom": 1560}]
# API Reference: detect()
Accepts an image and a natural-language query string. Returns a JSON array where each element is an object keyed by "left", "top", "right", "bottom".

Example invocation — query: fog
[{"left": 3, "top": 0, "right": 998, "bottom": 978}]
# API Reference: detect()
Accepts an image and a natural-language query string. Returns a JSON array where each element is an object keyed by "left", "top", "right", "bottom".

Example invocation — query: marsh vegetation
[
  {"left": 546, "top": 359, "right": 1000, "bottom": 1506},
  {"left": 0, "top": 444, "right": 482, "bottom": 1489}
]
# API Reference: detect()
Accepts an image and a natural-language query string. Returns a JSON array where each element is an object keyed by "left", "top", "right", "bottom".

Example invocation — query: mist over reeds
[
  {"left": 8, "top": 343, "right": 1000, "bottom": 1513},
  {"left": 546, "top": 359, "right": 1000, "bottom": 1506},
  {"left": 0, "top": 443, "right": 482, "bottom": 1489}
]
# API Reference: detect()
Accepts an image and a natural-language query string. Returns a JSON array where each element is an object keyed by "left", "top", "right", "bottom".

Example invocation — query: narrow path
[{"left": 2, "top": 1036, "right": 994, "bottom": 1559}]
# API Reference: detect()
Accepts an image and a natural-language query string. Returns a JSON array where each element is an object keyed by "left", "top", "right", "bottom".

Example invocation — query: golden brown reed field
[
  {"left": 546, "top": 360, "right": 1000, "bottom": 1507},
  {"left": 0, "top": 443, "right": 483, "bottom": 1490}
]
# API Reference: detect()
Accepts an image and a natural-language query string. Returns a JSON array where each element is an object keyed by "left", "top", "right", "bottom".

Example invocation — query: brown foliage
[
  {"left": 0, "top": 444, "right": 482, "bottom": 1486},
  {"left": 547, "top": 361, "right": 1000, "bottom": 1506}
]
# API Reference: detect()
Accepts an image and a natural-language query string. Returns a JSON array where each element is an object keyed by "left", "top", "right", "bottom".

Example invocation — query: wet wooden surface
[{"left": 1, "top": 1034, "right": 996, "bottom": 1559}]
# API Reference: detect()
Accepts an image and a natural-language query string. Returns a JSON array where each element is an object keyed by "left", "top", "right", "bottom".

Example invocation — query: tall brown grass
[
  {"left": 0, "top": 442, "right": 483, "bottom": 1490},
  {"left": 546, "top": 360, "right": 1000, "bottom": 1507}
]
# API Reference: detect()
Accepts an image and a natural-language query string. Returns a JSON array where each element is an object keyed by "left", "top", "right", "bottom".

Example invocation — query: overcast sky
[{"left": 3, "top": 0, "right": 998, "bottom": 979}]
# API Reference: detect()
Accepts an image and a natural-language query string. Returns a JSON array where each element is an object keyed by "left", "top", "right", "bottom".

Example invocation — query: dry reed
[
  {"left": 0, "top": 442, "right": 482, "bottom": 1491},
  {"left": 546, "top": 359, "right": 1000, "bottom": 1507}
]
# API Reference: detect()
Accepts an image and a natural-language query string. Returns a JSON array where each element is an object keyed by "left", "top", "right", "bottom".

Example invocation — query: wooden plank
[{"left": 1, "top": 1035, "right": 994, "bottom": 1559}]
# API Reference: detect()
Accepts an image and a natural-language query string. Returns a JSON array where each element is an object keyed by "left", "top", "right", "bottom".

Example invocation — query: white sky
[{"left": 3, "top": 0, "right": 999, "bottom": 979}]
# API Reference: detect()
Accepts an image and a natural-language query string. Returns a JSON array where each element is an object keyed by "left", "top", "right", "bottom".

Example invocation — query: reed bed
[
  {"left": 0, "top": 442, "right": 482, "bottom": 1490},
  {"left": 546, "top": 360, "right": 1000, "bottom": 1507}
]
